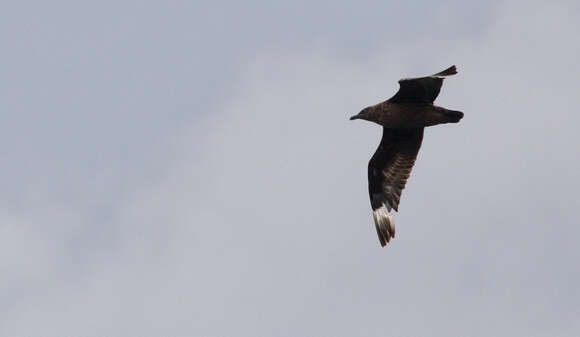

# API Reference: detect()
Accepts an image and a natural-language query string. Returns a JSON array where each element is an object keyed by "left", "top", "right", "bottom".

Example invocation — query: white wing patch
[{"left": 373, "top": 204, "right": 396, "bottom": 247}]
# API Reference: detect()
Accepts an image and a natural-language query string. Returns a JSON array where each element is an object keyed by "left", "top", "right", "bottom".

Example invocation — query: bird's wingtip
[
  {"left": 373, "top": 205, "right": 396, "bottom": 247},
  {"left": 433, "top": 65, "right": 457, "bottom": 77}
]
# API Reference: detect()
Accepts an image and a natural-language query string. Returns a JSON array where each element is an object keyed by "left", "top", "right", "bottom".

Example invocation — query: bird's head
[{"left": 350, "top": 106, "right": 375, "bottom": 122}]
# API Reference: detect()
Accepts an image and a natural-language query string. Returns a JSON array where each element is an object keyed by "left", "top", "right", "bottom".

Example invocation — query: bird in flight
[{"left": 350, "top": 65, "right": 463, "bottom": 247}]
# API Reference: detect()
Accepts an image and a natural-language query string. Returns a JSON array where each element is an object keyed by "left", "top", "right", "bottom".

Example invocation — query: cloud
[{"left": 1, "top": 0, "right": 579, "bottom": 336}]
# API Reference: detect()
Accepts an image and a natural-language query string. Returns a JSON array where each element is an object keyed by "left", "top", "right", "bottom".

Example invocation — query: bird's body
[
  {"left": 350, "top": 65, "right": 463, "bottom": 247},
  {"left": 360, "top": 101, "right": 463, "bottom": 128}
]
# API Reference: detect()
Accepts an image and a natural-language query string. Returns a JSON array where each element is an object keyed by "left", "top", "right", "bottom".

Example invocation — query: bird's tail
[
  {"left": 442, "top": 109, "right": 464, "bottom": 123},
  {"left": 426, "top": 107, "right": 464, "bottom": 127},
  {"left": 373, "top": 205, "right": 395, "bottom": 247}
]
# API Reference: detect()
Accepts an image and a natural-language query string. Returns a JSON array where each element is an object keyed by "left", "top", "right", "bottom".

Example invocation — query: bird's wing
[
  {"left": 368, "top": 127, "right": 424, "bottom": 246},
  {"left": 388, "top": 65, "right": 457, "bottom": 104}
]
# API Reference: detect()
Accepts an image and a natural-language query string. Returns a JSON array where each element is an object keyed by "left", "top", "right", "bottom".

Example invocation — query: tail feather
[
  {"left": 443, "top": 109, "right": 464, "bottom": 123},
  {"left": 373, "top": 205, "right": 396, "bottom": 247}
]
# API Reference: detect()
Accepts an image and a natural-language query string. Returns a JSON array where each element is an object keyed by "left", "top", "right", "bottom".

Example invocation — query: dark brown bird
[{"left": 350, "top": 65, "right": 463, "bottom": 247}]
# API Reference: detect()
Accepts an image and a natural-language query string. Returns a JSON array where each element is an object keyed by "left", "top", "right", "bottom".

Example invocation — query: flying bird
[{"left": 350, "top": 65, "right": 463, "bottom": 247}]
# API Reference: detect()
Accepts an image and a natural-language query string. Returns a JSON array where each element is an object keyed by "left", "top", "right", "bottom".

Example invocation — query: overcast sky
[{"left": 1, "top": 1, "right": 579, "bottom": 336}]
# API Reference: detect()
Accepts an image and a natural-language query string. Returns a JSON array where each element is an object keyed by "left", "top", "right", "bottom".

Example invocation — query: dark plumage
[{"left": 350, "top": 65, "right": 463, "bottom": 247}]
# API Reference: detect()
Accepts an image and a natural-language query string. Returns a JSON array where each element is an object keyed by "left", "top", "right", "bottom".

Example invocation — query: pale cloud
[{"left": 1, "top": 0, "right": 579, "bottom": 336}]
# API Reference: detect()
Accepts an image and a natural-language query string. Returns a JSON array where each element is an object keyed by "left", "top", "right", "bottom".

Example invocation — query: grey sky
[{"left": 1, "top": 0, "right": 579, "bottom": 336}]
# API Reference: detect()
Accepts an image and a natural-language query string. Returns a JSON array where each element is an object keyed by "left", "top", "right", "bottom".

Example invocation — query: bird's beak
[{"left": 349, "top": 114, "right": 361, "bottom": 120}]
